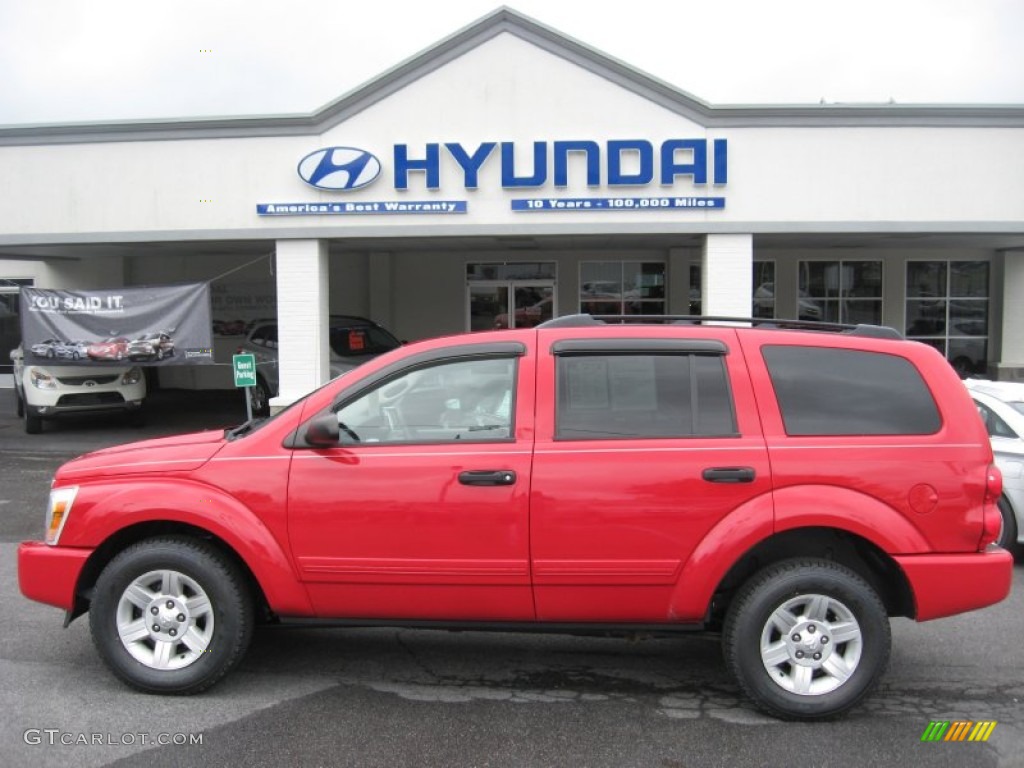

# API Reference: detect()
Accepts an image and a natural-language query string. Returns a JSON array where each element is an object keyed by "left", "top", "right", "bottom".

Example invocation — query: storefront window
[
  {"left": 906, "top": 261, "right": 989, "bottom": 377},
  {"left": 798, "top": 260, "right": 882, "bottom": 324},
  {"left": 752, "top": 262, "right": 776, "bottom": 318},
  {"left": 688, "top": 264, "right": 701, "bottom": 315},
  {"left": 1, "top": 278, "right": 33, "bottom": 375},
  {"left": 579, "top": 261, "right": 665, "bottom": 317}
]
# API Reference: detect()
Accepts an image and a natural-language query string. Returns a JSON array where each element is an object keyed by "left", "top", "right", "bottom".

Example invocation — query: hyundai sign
[
  {"left": 297, "top": 147, "right": 382, "bottom": 191},
  {"left": 389, "top": 139, "right": 728, "bottom": 189},
  {"left": 258, "top": 137, "right": 728, "bottom": 216}
]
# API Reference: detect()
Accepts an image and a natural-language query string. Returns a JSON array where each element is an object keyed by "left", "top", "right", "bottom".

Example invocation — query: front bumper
[
  {"left": 18, "top": 542, "right": 93, "bottom": 611},
  {"left": 22, "top": 367, "right": 146, "bottom": 412},
  {"left": 30, "top": 397, "right": 144, "bottom": 416},
  {"left": 895, "top": 548, "right": 1013, "bottom": 621}
]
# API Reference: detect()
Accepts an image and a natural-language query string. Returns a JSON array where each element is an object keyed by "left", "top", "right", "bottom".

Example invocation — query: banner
[
  {"left": 210, "top": 280, "right": 276, "bottom": 337},
  {"left": 19, "top": 283, "right": 214, "bottom": 366}
]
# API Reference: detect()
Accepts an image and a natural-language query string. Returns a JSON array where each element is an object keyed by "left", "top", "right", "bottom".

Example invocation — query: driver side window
[{"left": 333, "top": 357, "right": 516, "bottom": 444}]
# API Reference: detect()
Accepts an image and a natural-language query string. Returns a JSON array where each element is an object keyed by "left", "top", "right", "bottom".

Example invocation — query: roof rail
[{"left": 536, "top": 314, "right": 903, "bottom": 339}]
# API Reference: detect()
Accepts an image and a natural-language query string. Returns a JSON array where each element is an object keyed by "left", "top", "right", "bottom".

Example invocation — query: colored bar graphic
[
  {"left": 946, "top": 721, "right": 972, "bottom": 741},
  {"left": 921, "top": 721, "right": 949, "bottom": 741},
  {"left": 921, "top": 720, "right": 996, "bottom": 742},
  {"left": 969, "top": 722, "right": 998, "bottom": 742}
]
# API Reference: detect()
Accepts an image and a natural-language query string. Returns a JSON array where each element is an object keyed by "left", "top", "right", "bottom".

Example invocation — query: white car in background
[
  {"left": 10, "top": 345, "right": 146, "bottom": 434},
  {"left": 964, "top": 378, "right": 1024, "bottom": 555}
]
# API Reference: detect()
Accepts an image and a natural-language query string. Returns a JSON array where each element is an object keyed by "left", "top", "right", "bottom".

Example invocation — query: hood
[
  {"left": 55, "top": 429, "right": 226, "bottom": 482},
  {"left": 26, "top": 362, "right": 135, "bottom": 375}
]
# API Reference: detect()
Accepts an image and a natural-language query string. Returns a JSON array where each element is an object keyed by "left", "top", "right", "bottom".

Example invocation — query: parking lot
[{"left": 0, "top": 386, "right": 1022, "bottom": 768}]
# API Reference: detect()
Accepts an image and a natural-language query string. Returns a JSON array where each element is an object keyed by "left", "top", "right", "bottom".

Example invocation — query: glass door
[
  {"left": 511, "top": 284, "right": 554, "bottom": 328},
  {"left": 467, "top": 282, "right": 555, "bottom": 331},
  {"left": 468, "top": 284, "right": 509, "bottom": 331}
]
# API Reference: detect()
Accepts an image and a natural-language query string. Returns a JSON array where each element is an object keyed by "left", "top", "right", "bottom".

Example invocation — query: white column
[
  {"left": 273, "top": 239, "right": 329, "bottom": 407},
  {"left": 997, "top": 252, "right": 1024, "bottom": 379},
  {"left": 702, "top": 234, "right": 753, "bottom": 318}
]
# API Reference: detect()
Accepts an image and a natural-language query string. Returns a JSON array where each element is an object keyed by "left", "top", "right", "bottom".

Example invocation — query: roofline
[{"left": 2, "top": 6, "right": 1023, "bottom": 146}]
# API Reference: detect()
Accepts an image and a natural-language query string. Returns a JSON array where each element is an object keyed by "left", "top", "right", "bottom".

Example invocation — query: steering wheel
[{"left": 378, "top": 376, "right": 413, "bottom": 406}]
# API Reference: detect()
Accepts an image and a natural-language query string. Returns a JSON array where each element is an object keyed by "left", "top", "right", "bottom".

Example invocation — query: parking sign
[{"left": 232, "top": 353, "right": 257, "bottom": 388}]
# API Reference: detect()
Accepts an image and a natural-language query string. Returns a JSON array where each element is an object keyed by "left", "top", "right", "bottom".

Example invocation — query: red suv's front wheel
[{"left": 89, "top": 537, "right": 253, "bottom": 694}]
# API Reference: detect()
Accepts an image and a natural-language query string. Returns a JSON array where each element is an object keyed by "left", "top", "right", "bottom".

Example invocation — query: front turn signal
[{"left": 45, "top": 486, "right": 78, "bottom": 545}]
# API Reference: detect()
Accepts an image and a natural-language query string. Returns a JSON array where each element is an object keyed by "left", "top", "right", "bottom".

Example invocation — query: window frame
[
  {"left": 797, "top": 259, "right": 884, "bottom": 325},
  {"left": 905, "top": 259, "right": 989, "bottom": 376},
  {"left": 752, "top": 261, "right": 776, "bottom": 319},
  {"left": 578, "top": 260, "right": 667, "bottom": 317}
]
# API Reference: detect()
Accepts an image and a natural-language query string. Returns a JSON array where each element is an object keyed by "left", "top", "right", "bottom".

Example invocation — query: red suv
[{"left": 18, "top": 316, "right": 1012, "bottom": 719}]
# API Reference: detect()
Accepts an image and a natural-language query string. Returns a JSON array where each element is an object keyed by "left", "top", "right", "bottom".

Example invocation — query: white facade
[{"left": 1, "top": 8, "right": 1022, "bottom": 399}]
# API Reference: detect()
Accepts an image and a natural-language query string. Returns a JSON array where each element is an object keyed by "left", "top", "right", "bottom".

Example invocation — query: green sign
[{"left": 232, "top": 353, "right": 257, "bottom": 388}]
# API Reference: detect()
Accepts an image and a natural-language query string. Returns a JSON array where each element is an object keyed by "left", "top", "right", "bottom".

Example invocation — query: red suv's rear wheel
[{"left": 723, "top": 558, "right": 890, "bottom": 720}]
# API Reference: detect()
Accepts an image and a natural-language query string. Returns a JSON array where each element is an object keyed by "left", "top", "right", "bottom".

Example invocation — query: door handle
[
  {"left": 702, "top": 467, "right": 756, "bottom": 483},
  {"left": 458, "top": 470, "right": 517, "bottom": 486}
]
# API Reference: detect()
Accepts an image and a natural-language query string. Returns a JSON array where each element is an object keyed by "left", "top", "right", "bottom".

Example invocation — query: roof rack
[{"left": 536, "top": 314, "right": 903, "bottom": 340}]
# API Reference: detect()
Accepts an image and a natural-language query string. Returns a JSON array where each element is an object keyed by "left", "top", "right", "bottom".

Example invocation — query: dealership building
[{"left": 1, "top": 8, "right": 1023, "bottom": 404}]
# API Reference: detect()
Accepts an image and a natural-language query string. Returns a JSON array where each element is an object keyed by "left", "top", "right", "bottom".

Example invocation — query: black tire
[
  {"left": 997, "top": 495, "right": 1018, "bottom": 554},
  {"left": 89, "top": 537, "right": 253, "bottom": 695},
  {"left": 250, "top": 376, "right": 271, "bottom": 418},
  {"left": 722, "top": 558, "right": 891, "bottom": 720},
  {"left": 15, "top": 389, "right": 24, "bottom": 418},
  {"left": 25, "top": 407, "right": 42, "bottom": 434}
]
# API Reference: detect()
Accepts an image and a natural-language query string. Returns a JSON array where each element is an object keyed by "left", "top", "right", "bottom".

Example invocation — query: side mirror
[{"left": 303, "top": 413, "right": 340, "bottom": 447}]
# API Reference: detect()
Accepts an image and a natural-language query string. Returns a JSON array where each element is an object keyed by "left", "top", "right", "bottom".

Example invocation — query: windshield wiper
[{"left": 225, "top": 418, "right": 262, "bottom": 441}]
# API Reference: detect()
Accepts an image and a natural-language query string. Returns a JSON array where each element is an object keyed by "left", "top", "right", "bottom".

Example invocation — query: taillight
[{"left": 979, "top": 463, "right": 1003, "bottom": 550}]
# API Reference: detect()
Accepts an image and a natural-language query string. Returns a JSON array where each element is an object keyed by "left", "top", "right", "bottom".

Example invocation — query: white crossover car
[
  {"left": 10, "top": 346, "right": 146, "bottom": 434},
  {"left": 964, "top": 378, "right": 1024, "bottom": 554}
]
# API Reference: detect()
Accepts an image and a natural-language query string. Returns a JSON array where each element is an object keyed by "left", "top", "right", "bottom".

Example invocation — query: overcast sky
[{"left": 1, "top": 0, "right": 1021, "bottom": 126}]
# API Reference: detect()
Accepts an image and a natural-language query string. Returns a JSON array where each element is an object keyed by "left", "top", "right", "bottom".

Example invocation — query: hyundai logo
[{"left": 297, "top": 147, "right": 381, "bottom": 191}]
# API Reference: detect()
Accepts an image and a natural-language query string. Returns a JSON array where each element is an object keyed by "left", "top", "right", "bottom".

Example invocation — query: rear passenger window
[
  {"left": 556, "top": 353, "right": 737, "bottom": 440},
  {"left": 763, "top": 346, "right": 941, "bottom": 435}
]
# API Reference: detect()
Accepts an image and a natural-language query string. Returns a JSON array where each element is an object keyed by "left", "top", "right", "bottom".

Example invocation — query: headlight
[
  {"left": 121, "top": 367, "right": 143, "bottom": 385},
  {"left": 29, "top": 368, "right": 57, "bottom": 390},
  {"left": 45, "top": 486, "right": 78, "bottom": 545}
]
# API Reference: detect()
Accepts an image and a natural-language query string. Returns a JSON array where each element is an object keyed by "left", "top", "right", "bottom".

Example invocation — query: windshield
[{"left": 225, "top": 385, "right": 322, "bottom": 441}]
